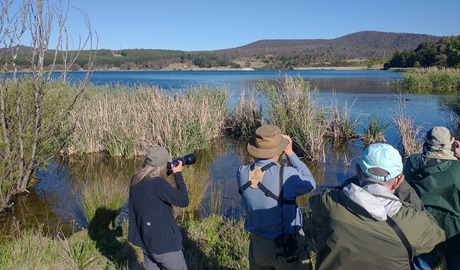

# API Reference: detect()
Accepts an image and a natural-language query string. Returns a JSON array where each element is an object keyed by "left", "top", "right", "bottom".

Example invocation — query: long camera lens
[{"left": 167, "top": 153, "right": 197, "bottom": 175}]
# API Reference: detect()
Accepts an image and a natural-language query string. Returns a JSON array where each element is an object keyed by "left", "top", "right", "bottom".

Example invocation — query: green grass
[
  {"left": 362, "top": 114, "right": 388, "bottom": 145},
  {"left": 398, "top": 67, "right": 460, "bottom": 93}
]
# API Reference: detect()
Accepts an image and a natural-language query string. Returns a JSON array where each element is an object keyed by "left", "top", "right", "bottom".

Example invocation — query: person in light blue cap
[{"left": 309, "top": 143, "right": 445, "bottom": 270}]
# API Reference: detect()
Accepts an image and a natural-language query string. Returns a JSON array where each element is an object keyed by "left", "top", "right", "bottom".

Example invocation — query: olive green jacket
[{"left": 310, "top": 183, "right": 445, "bottom": 270}]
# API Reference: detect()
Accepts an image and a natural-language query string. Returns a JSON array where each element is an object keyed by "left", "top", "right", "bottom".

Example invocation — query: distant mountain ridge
[
  {"left": 215, "top": 31, "right": 442, "bottom": 59},
  {"left": 0, "top": 31, "right": 447, "bottom": 70}
]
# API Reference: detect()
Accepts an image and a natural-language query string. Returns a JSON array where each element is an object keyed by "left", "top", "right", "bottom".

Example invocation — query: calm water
[{"left": 1, "top": 70, "right": 458, "bottom": 236}]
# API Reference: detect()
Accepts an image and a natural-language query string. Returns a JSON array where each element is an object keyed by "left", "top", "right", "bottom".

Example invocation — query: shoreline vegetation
[
  {"left": 1, "top": 72, "right": 458, "bottom": 269},
  {"left": 1, "top": 2, "right": 455, "bottom": 268},
  {"left": 80, "top": 64, "right": 379, "bottom": 72}
]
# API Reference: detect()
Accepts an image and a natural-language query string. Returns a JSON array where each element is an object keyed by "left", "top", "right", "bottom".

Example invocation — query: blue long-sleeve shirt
[
  {"left": 237, "top": 154, "right": 316, "bottom": 239},
  {"left": 128, "top": 172, "right": 189, "bottom": 255}
]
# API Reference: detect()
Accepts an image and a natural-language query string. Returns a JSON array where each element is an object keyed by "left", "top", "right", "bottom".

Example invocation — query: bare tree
[{"left": 0, "top": 0, "right": 96, "bottom": 212}]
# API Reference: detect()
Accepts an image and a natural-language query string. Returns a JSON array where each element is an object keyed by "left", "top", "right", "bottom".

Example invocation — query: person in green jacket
[
  {"left": 310, "top": 143, "right": 445, "bottom": 270},
  {"left": 404, "top": 126, "right": 460, "bottom": 270}
]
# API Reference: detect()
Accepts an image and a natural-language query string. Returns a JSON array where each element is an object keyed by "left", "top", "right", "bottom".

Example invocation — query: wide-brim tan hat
[{"left": 247, "top": 125, "right": 289, "bottom": 159}]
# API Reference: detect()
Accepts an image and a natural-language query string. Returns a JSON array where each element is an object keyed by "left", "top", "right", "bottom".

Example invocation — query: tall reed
[
  {"left": 362, "top": 114, "right": 387, "bottom": 145},
  {"left": 68, "top": 85, "right": 228, "bottom": 158},
  {"left": 391, "top": 95, "right": 424, "bottom": 157},
  {"left": 76, "top": 167, "right": 129, "bottom": 228},
  {"left": 328, "top": 97, "right": 360, "bottom": 140},
  {"left": 174, "top": 165, "right": 210, "bottom": 221},
  {"left": 227, "top": 89, "right": 263, "bottom": 139},
  {"left": 443, "top": 97, "right": 460, "bottom": 138},
  {"left": 258, "top": 76, "right": 329, "bottom": 163}
]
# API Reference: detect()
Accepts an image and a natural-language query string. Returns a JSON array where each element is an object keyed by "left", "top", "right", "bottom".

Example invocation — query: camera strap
[
  {"left": 279, "top": 154, "right": 297, "bottom": 236},
  {"left": 279, "top": 158, "right": 286, "bottom": 235}
]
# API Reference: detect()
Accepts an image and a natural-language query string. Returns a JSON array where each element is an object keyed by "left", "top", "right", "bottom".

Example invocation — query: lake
[{"left": 1, "top": 69, "right": 458, "bottom": 236}]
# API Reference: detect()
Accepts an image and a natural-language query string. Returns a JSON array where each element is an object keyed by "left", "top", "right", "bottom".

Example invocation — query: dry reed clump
[
  {"left": 260, "top": 76, "right": 329, "bottom": 163},
  {"left": 328, "top": 97, "right": 360, "bottom": 140},
  {"left": 227, "top": 89, "right": 264, "bottom": 139},
  {"left": 67, "top": 84, "right": 228, "bottom": 158},
  {"left": 391, "top": 95, "right": 424, "bottom": 157}
]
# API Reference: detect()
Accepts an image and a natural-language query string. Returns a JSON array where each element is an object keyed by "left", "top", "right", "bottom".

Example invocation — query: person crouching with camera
[
  {"left": 128, "top": 146, "right": 189, "bottom": 270},
  {"left": 237, "top": 125, "right": 316, "bottom": 270}
]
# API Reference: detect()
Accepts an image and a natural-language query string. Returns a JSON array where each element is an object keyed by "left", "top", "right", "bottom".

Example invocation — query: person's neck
[{"left": 268, "top": 154, "right": 280, "bottom": 162}]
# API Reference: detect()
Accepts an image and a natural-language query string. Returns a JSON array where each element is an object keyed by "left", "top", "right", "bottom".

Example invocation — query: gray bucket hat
[
  {"left": 144, "top": 146, "right": 172, "bottom": 166},
  {"left": 423, "top": 126, "right": 457, "bottom": 160}
]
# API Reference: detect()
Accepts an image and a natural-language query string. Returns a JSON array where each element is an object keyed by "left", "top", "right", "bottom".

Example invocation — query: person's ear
[{"left": 390, "top": 174, "right": 404, "bottom": 192}]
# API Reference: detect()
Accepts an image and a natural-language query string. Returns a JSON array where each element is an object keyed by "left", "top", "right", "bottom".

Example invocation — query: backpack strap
[
  {"left": 238, "top": 162, "right": 296, "bottom": 205},
  {"left": 386, "top": 215, "right": 415, "bottom": 270},
  {"left": 238, "top": 163, "right": 276, "bottom": 195}
]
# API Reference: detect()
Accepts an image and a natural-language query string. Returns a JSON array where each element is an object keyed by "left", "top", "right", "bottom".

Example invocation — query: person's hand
[
  {"left": 282, "top": 135, "right": 294, "bottom": 156},
  {"left": 172, "top": 160, "right": 183, "bottom": 174},
  {"left": 454, "top": 140, "right": 460, "bottom": 161}
]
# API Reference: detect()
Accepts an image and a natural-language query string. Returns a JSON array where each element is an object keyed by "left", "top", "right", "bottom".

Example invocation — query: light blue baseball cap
[{"left": 359, "top": 143, "right": 403, "bottom": 182}]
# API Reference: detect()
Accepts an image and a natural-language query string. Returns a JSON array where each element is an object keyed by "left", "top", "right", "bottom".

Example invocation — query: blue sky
[{"left": 29, "top": 0, "right": 460, "bottom": 51}]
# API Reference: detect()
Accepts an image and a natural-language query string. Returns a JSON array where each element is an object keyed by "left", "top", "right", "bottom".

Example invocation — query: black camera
[
  {"left": 166, "top": 153, "right": 197, "bottom": 175},
  {"left": 275, "top": 234, "right": 298, "bottom": 263}
]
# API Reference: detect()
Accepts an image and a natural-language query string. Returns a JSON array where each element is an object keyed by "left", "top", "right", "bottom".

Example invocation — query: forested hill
[
  {"left": 216, "top": 31, "right": 441, "bottom": 59},
  {"left": 0, "top": 31, "right": 445, "bottom": 70}
]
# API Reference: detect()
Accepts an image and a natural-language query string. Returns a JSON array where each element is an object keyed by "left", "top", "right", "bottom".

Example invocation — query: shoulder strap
[
  {"left": 386, "top": 215, "right": 415, "bottom": 270},
  {"left": 277, "top": 158, "right": 296, "bottom": 205},
  {"left": 238, "top": 163, "right": 276, "bottom": 195},
  {"left": 238, "top": 162, "right": 295, "bottom": 204}
]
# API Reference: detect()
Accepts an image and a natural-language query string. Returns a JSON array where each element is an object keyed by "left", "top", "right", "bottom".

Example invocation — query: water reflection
[{"left": 0, "top": 154, "right": 139, "bottom": 238}]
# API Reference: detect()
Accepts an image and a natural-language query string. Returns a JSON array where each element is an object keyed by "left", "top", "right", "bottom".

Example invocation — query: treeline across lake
[
  {"left": 0, "top": 48, "right": 241, "bottom": 71},
  {"left": 385, "top": 35, "right": 460, "bottom": 69}
]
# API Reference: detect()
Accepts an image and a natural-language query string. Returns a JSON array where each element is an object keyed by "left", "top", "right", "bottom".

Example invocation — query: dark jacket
[
  {"left": 404, "top": 154, "right": 460, "bottom": 244},
  {"left": 128, "top": 172, "right": 189, "bottom": 255}
]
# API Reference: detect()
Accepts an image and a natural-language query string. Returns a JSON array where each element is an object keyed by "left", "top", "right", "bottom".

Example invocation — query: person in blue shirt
[
  {"left": 128, "top": 146, "right": 189, "bottom": 270},
  {"left": 237, "top": 125, "right": 316, "bottom": 270}
]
